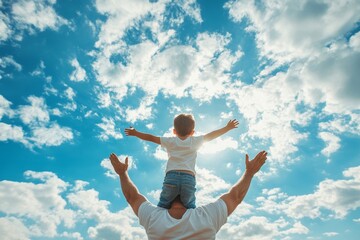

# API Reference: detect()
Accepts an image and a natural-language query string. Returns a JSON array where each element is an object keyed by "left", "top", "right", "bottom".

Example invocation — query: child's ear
[
  {"left": 190, "top": 130, "right": 195, "bottom": 136},
  {"left": 173, "top": 129, "right": 177, "bottom": 135}
]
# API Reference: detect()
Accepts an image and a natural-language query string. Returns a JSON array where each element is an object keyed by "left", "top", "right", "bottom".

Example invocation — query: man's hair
[{"left": 174, "top": 113, "right": 195, "bottom": 137}]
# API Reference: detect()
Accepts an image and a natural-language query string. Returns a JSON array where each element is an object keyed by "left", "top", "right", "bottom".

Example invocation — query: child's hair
[{"left": 174, "top": 113, "right": 195, "bottom": 137}]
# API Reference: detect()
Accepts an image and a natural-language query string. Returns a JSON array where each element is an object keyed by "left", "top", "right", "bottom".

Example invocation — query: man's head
[
  {"left": 173, "top": 113, "right": 195, "bottom": 137},
  {"left": 170, "top": 195, "right": 186, "bottom": 208}
]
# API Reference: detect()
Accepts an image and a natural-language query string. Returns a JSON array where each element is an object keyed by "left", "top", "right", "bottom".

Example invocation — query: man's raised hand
[
  {"left": 245, "top": 151, "right": 267, "bottom": 176},
  {"left": 109, "top": 153, "right": 128, "bottom": 175}
]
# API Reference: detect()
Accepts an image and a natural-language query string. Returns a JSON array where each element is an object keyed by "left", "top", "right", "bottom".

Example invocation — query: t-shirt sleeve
[
  {"left": 193, "top": 135, "right": 205, "bottom": 149},
  {"left": 203, "top": 199, "right": 228, "bottom": 231},
  {"left": 160, "top": 137, "right": 171, "bottom": 149},
  {"left": 138, "top": 201, "right": 157, "bottom": 228}
]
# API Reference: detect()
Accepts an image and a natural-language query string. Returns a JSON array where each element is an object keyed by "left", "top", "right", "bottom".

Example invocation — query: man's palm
[
  {"left": 245, "top": 151, "right": 267, "bottom": 175},
  {"left": 110, "top": 153, "right": 128, "bottom": 175}
]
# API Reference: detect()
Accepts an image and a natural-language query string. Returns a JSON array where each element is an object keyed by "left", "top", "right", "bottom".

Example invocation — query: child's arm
[
  {"left": 203, "top": 119, "right": 239, "bottom": 142},
  {"left": 125, "top": 127, "right": 161, "bottom": 145}
]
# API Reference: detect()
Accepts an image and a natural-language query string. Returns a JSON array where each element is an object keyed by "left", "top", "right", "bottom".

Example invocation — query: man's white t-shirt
[
  {"left": 160, "top": 136, "right": 204, "bottom": 175},
  {"left": 138, "top": 199, "right": 228, "bottom": 240}
]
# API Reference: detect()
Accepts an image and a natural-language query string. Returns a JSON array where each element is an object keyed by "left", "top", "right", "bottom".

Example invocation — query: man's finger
[
  {"left": 245, "top": 154, "right": 249, "bottom": 165},
  {"left": 125, "top": 157, "right": 129, "bottom": 166},
  {"left": 254, "top": 151, "right": 264, "bottom": 160}
]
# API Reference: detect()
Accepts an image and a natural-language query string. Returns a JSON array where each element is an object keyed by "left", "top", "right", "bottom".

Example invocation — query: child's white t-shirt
[{"left": 160, "top": 136, "right": 204, "bottom": 175}]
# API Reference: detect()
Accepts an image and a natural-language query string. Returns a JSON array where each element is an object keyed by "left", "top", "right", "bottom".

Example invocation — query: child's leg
[
  {"left": 157, "top": 172, "right": 180, "bottom": 209},
  {"left": 180, "top": 174, "right": 196, "bottom": 209}
]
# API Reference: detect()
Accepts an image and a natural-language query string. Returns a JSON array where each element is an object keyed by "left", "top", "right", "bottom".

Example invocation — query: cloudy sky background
[{"left": 1, "top": 0, "right": 360, "bottom": 239}]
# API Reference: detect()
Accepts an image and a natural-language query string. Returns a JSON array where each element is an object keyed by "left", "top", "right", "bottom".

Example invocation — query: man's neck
[{"left": 168, "top": 206, "right": 187, "bottom": 219}]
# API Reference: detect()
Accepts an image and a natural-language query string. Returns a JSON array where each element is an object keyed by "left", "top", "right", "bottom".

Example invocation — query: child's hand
[
  {"left": 125, "top": 127, "right": 137, "bottom": 136},
  {"left": 226, "top": 119, "right": 239, "bottom": 130}
]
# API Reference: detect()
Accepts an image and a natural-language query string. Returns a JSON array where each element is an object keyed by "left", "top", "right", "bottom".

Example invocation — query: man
[{"left": 109, "top": 150, "right": 267, "bottom": 239}]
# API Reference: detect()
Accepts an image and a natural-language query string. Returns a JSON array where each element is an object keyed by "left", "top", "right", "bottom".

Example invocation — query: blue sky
[{"left": 0, "top": 0, "right": 360, "bottom": 239}]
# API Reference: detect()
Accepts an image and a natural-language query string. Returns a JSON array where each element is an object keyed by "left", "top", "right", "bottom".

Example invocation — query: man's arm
[
  {"left": 109, "top": 153, "right": 147, "bottom": 216},
  {"left": 220, "top": 151, "right": 267, "bottom": 216},
  {"left": 125, "top": 127, "right": 161, "bottom": 145},
  {"left": 203, "top": 119, "right": 239, "bottom": 142}
]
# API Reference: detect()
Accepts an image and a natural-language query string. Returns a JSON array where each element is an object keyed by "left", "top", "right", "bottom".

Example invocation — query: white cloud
[
  {"left": 218, "top": 216, "right": 308, "bottom": 240},
  {"left": 220, "top": 111, "right": 233, "bottom": 119},
  {"left": 323, "top": 232, "right": 338, "bottom": 237},
  {"left": 0, "top": 171, "right": 75, "bottom": 238},
  {"left": 67, "top": 185, "right": 146, "bottom": 239},
  {"left": 61, "top": 86, "right": 78, "bottom": 111},
  {"left": 292, "top": 45, "right": 360, "bottom": 113},
  {"left": 12, "top": 0, "right": 68, "bottom": 32},
  {"left": 0, "top": 122, "right": 25, "bottom": 142},
  {"left": 51, "top": 108, "right": 62, "bottom": 116},
  {"left": 0, "top": 56, "right": 22, "bottom": 71},
  {"left": 64, "top": 87, "right": 76, "bottom": 100},
  {"left": 225, "top": 0, "right": 360, "bottom": 62},
  {"left": 349, "top": 31, "right": 360, "bottom": 52},
  {"left": 125, "top": 96, "right": 154, "bottom": 123},
  {"left": 18, "top": 96, "right": 50, "bottom": 125},
  {"left": 257, "top": 166, "right": 360, "bottom": 220},
  {"left": 94, "top": 0, "right": 155, "bottom": 49},
  {"left": 29, "top": 123, "right": 73, "bottom": 147},
  {"left": 94, "top": 32, "right": 241, "bottom": 120},
  {"left": 1, "top": 95, "right": 73, "bottom": 148},
  {"left": 0, "top": 217, "right": 30, "bottom": 240},
  {"left": 94, "top": 0, "right": 201, "bottom": 50},
  {"left": 195, "top": 167, "right": 231, "bottom": 206},
  {"left": 318, "top": 132, "right": 341, "bottom": 157},
  {"left": 97, "top": 91, "right": 112, "bottom": 108},
  {"left": 60, "top": 231, "right": 83, "bottom": 240},
  {"left": 199, "top": 136, "right": 238, "bottom": 154},
  {"left": 220, "top": 0, "right": 360, "bottom": 167},
  {"left": 319, "top": 115, "right": 360, "bottom": 135},
  {"left": 225, "top": 0, "right": 360, "bottom": 114},
  {"left": 96, "top": 117, "right": 123, "bottom": 141},
  {"left": 153, "top": 146, "right": 168, "bottom": 161},
  {"left": 100, "top": 155, "right": 136, "bottom": 179},
  {"left": 0, "top": 11, "right": 11, "bottom": 41},
  {"left": 92, "top": 0, "right": 241, "bottom": 124},
  {"left": 0, "top": 171, "right": 147, "bottom": 239},
  {"left": 147, "top": 189, "right": 161, "bottom": 202},
  {"left": 228, "top": 73, "right": 311, "bottom": 163},
  {"left": 0, "top": 95, "right": 14, "bottom": 119},
  {"left": 70, "top": 58, "right": 87, "bottom": 82}
]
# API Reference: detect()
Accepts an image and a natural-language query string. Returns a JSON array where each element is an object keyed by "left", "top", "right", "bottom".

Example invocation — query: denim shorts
[{"left": 157, "top": 170, "right": 196, "bottom": 209}]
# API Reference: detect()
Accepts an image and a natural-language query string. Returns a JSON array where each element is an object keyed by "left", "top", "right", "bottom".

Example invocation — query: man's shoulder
[
  {"left": 139, "top": 201, "right": 166, "bottom": 217},
  {"left": 193, "top": 199, "right": 227, "bottom": 218},
  {"left": 196, "top": 199, "right": 226, "bottom": 210},
  {"left": 191, "top": 199, "right": 228, "bottom": 231}
]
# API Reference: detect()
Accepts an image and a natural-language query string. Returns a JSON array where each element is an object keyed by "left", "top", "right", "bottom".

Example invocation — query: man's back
[{"left": 138, "top": 199, "right": 228, "bottom": 240}]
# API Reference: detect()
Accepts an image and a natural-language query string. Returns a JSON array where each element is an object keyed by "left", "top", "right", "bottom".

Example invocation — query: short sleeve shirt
[
  {"left": 160, "top": 136, "right": 204, "bottom": 174},
  {"left": 138, "top": 199, "right": 228, "bottom": 240}
]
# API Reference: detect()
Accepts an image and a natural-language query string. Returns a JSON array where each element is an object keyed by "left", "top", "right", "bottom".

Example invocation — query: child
[{"left": 124, "top": 113, "right": 238, "bottom": 209}]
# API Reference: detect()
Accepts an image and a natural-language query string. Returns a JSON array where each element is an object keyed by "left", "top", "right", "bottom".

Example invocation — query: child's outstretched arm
[
  {"left": 203, "top": 119, "right": 239, "bottom": 142},
  {"left": 125, "top": 127, "right": 161, "bottom": 145}
]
